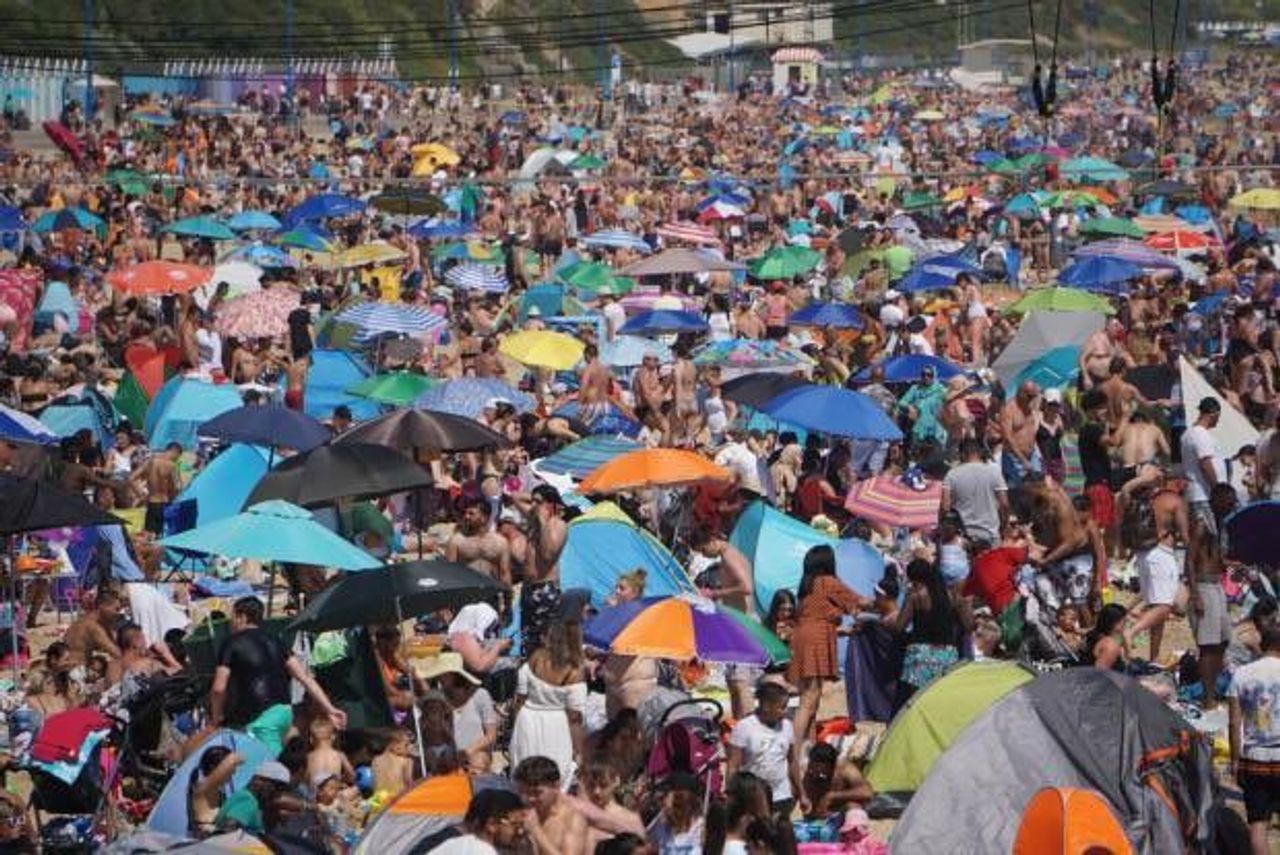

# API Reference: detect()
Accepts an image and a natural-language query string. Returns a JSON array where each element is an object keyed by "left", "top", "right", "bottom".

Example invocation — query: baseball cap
[
  {"left": 254, "top": 761, "right": 292, "bottom": 786},
  {"left": 1198, "top": 396, "right": 1221, "bottom": 414},
  {"left": 1043, "top": 388, "right": 1063, "bottom": 404}
]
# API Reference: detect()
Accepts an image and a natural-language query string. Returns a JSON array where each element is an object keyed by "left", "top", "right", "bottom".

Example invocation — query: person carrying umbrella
[{"left": 209, "top": 596, "right": 347, "bottom": 756}]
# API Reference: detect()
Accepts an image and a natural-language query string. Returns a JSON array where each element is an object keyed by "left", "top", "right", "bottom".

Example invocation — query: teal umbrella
[
  {"left": 164, "top": 216, "right": 236, "bottom": 241},
  {"left": 1061, "top": 156, "right": 1128, "bottom": 183},
  {"left": 1012, "top": 344, "right": 1080, "bottom": 391},
  {"left": 159, "top": 499, "right": 380, "bottom": 570}
]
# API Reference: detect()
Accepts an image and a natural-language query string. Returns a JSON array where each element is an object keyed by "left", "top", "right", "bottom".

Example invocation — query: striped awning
[{"left": 772, "top": 47, "right": 824, "bottom": 63}]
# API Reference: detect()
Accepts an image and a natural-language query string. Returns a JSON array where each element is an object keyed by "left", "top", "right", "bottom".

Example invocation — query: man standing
[
  {"left": 1181, "top": 397, "right": 1226, "bottom": 526},
  {"left": 445, "top": 497, "right": 512, "bottom": 585},
  {"left": 513, "top": 756, "right": 585, "bottom": 855},
  {"left": 898, "top": 364, "right": 947, "bottom": 449},
  {"left": 998, "top": 380, "right": 1042, "bottom": 489},
  {"left": 671, "top": 343, "right": 698, "bottom": 442},
  {"left": 577, "top": 343, "right": 611, "bottom": 425},
  {"left": 1077, "top": 390, "right": 1123, "bottom": 553},
  {"left": 1186, "top": 483, "right": 1238, "bottom": 710},
  {"left": 131, "top": 442, "right": 183, "bottom": 536},
  {"left": 1227, "top": 619, "right": 1280, "bottom": 855},
  {"left": 515, "top": 485, "right": 568, "bottom": 654},
  {"left": 209, "top": 597, "right": 346, "bottom": 756},
  {"left": 940, "top": 437, "right": 1009, "bottom": 551},
  {"left": 428, "top": 789, "right": 527, "bottom": 854}
]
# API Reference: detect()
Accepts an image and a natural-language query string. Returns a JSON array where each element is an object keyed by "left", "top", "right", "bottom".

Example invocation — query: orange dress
[{"left": 786, "top": 576, "right": 864, "bottom": 683}]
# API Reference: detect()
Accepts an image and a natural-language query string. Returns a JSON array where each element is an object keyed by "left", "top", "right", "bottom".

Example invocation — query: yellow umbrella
[
  {"left": 498, "top": 330, "right": 585, "bottom": 370},
  {"left": 1229, "top": 188, "right": 1280, "bottom": 211},
  {"left": 335, "top": 243, "right": 408, "bottom": 269},
  {"left": 916, "top": 109, "right": 945, "bottom": 121},
  {"left": 411, "top": 142, "right": 461, "bottom": 167}
]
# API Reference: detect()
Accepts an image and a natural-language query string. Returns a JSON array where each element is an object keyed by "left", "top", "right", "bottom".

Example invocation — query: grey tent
[
  {"left": 992, "top": 309, "right": 1105, "bottom": 388},
  {"left": 890, "top": 669, "right": 1213, "bottom": 855}
]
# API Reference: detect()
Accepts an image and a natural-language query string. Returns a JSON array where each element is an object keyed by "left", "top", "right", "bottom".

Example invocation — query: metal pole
[
  {"left": 728, "top": 1, "right": 735, "bottom": 93},
  {"left": 284, "top": 0, "right": 295, "bottom": 120},
  {"left": 595, "top": 0, "right": 606, "bottom": 97},
  {"left": 448, "top": 0, "right": 459, "bottom": 91},
  {"left": 82, "top": 0, "right": 94, "bottom": 122}
]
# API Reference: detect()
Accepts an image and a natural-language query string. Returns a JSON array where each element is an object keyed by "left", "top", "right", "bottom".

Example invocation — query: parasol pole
[
  {"left": 397, "top": 595, "right": 428, "bottom": 778},
  {"left": 6, "top": 536, "right": 19, "bottom": 687}
]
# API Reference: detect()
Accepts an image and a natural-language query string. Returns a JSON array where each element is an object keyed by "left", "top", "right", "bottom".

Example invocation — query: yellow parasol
[
  {"left": 498, "top": 330, "right": 585, "bottom": 370},
  {"left": 334, "top": 243, "right": 408, "bottom": 269}
]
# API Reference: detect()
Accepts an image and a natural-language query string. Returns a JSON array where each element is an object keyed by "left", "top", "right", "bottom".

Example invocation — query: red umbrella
[
  {"left": 844, "top": 475, "right": 942, "bottom": 530},
  {"left": 1144, "top": 230, "right": 1218, "bottom": 253},
  {"left": 108, "top": 261, "right": 211, "bottom": 296},
  {"left": 41, "top": 121, "right": 84, "bottom": 164}
]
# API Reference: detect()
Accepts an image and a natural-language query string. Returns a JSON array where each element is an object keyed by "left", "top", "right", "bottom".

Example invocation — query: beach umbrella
[
  {"left": 897, "top": 256, "right": 981, "bottom": 293},
  {"left": 601, "top": 335, "right": 672, "bottom": 368},
  {"left": 536, "top": 436, "right": 640, "bottom": 480},
  {"left": 582, "top": 228, "right": 651, "bottom": 253},
  {"left": 1079, "top": 217, "right": 1144, "bottom": 239},
  {"left": 721, "top": 372, "right": 809, "bottom": 409},
  {"left": 585, "top": 595, "right": 789, "bottom": 666},
  {"left": 579, "top": 448, "right": 732, "bottom": 494},
  {"left": 655, "top": 221, "right": 721, "bottom": 247},
  {"left": 570, "top": 153, "right": 607, "bottom": 171},
  {"left": 290, "top": 560, "right": 504, "bottom": 633},
  {"left": 0, "top": 474, "right": 123, "bottom": 535},
  {"left": 146, "top": 730, "right": 273, "bottom": 838},
  {"left": 619, "top": 309, "right": 709, "bottom": 336},
  {"left": 205, "top": 261, "right": 264, "bottom": 300},
  {"left": 844, "top": 475, "right": 942, "bottom": 530},
  {"left": 1041, "top": 190, "right": 1103, "bottom": 210},
  {"left": 1145, "top": 230, "right": 1218, "bottom": 253},
  {"left": 245, "top": 443, "right": 432, "bottom": 509},
  {"left": 347, "top": 372, "right": 437, "bottom": 406},
  {"left": 198, "top": 404, "right": 329, "bottom": 453},
  {"left": 692, "top": 339, "right": 815, "bottom": 373},
  {"left": 276, "top": 227, "right": 334, "bottom": 253},
  {"left": 369, "top": 190, "right": 446, "bottom": 217},
  {"left": 1139, "top": 179, "right": 1197, "bottom": 199},
  {"left": 415, "top": 378, "right": 534, "bottom": 420},
  {"left": 224, "top": 243, "right": 298, "bottom": 268},
  {"left": 622, "top": 247, "right": 743, "bottom": 277},
  {"left": 334, "top": 243, "right": 408, "bottom": 269},
  {"left": 213, "top": 288, "right": 300, "bottom": 339},
  {"left": 408, "top": 219, "right": 475, "bottom": 240},
  {"left": 748, "top": 245, "right": 822, "bottom": 280},
  {"left": 31, "top": 207, "right": 105, "bottom": 235},
  {"left": 410, "top": 142, "right": 461, "bottom": 168},
  {"left": 161, "top": 499, "right": 379, "bottom": 569},
  {"left": 432, "top": 241, "right": 504, "bottom": 265},
  {"left": 697, "top": 200, "right": 746, "bottom": 222},
  {"left": 42, "top": 120, "right": 83, "bottom": 162},
  {"left": 1007, "top": 287, "right": 1115, "bottom": 315},
  {"left": 336, "top": 302, "right": 447, "bottom": 339},
  {"left": 553, "top": 401, "right": 640, "bottom": 438},
  {"left": 853, "top": 354, "right": 963, "bottom": 385},
  {"left": 0, "top": 206, "right": 25, "bottom": 232},
  {"left": 1228, "top": 188, "right": 1280, "bottom": 211},
  {"left": 1132, "top": 214, "right": 1193, "bottom": 234},
  {"left": 106, "top": 169, "right": 148, "bottom": 197},
  {"left": 285, "top": 193, "right": 365, "bottom": 224},
  {"left": 357, "top": 773, "right": 516, "bottom": 853},
  {"left": 557, "top": 260, "right": 615, "bottom": 291},
  {"left": 758, "top": 386, "right": 903, "bottom": 441},
  {"left": 109, "top": 261, "right": 211, "bottom": 296},
  {"left": 0, "top": 403, "right": 59, "bottom": 446},
  {"left": 1173, "top": 204, "right": 1212, "bottom": 226},
  {"left": 1224, "top": 501, "right": 1280, "bottom": 568},
  {"left": 1002, "top": 194, "right": 1041, "bottom": 220},
  {"left": 789, "top": 302, "right": 864, "bottom": 329},
  {"left": 1073, "top": 239, "right": 1181, "bottom": 271},
  {"left": 497, "top": 330, "right": 584, "bottom": 370},
  {"left": 902, "top": 191, "right": 943, "bottom": 211},
  {"left": 227, "top": 210, "right": 281, "bottom": 231},
  {"left": 444, "top": 262, "right": 509, "bottom": 292},
  {"left": 164, "top": 216, "right": 235, "bottom": 241},
  {"left": 1060, "top": 156, "right": 1127, "bottom": 182},
  {"left": 336, "top": 407, "right": 505, "bottom": 453},
  {"left": 1012, "top": 344, "right": 1081, "bottom": 391},
  {"left": 560, "top": 502, "right": 693, "bottom": 605},
  {"left": 1057, "top": 256, "right": 1143, "bottom": 294}
]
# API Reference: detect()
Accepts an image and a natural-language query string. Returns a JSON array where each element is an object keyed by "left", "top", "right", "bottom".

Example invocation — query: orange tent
[
  {"left": 1013, "top": 787, "right": 1134, "bottom": 855},
  {"left": 108, "top": 261, "right": 211, "bottom": 296},
  {"left": 578, "top": 448, "right": 732, "bottom": 494}
]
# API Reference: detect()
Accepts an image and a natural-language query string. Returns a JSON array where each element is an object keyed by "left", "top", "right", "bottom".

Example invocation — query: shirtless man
[
  {"left": 1079, "top": 320, "right": 1134, "bottom": 390},
  {"left": 633, "top": 353, "right": 667, "bottom": 414},
  {"left": 576, "top": 343, "right": 612, "bottom": 425},
  {"left": 515, "top": 485, "right": 568, "bottom": 654},
  {"left": 999, "top": 380, "right": 1042, "bottom": 489},
  {"left": 178, "top": 304, "right": 200, "bottom": 368},
  {"left": 64, "top": 589, "right": 123, "bottom": 670},
  {"left": 1025, "top": 474, "right": 1096, "bottom": 615},
  {"left": 1117, "top": 411, "right": 1172, "bottom": 498},
  {"left": 283, "top": 354, "right": 308, "bottom": 412},
  {"left": 1099, "top": 357, "right": 1143, "bottom": 429},
  {"left": 446, "top": 497, "right": 512, "bottom": 585},
  {"left": 671, "top": 343, "right": 698, "bottom": 442},
  {"left": 800, "top": 742, "right": 875, "bottom": 819},
  {"left": 131, "top": 442, "right": 183, "bottom": 535},
  {"left": 1184, "top": 483, "right": 1237, "bottom": 709},
  {"left": 515, "top": 755, "right": 586, "bottom": 855}
]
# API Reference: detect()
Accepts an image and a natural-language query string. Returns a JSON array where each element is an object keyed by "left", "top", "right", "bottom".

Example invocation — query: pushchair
[
  {"left": 645, "top": 697, "right": 725, "bottom": 802},
  {"left": 25, "top": 708, "right": 119, "bottom": 852}
]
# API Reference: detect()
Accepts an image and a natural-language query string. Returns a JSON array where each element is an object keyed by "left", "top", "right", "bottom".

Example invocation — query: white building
[{"left": 703, "top": 2, "right": 834, "bottom": 47}]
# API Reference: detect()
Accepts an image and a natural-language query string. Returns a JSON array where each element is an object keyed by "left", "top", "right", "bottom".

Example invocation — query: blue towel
[{"left": 193, "top": 578, "right": 255, "bottom": 598}]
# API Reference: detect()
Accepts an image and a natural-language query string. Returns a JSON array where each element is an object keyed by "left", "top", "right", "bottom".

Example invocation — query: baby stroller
[
  {"left": 645, "top": 697, "right": 725, "bottom": 802},
  {"left": 24, "top": 708, "right": 120, "bottom": 852}
]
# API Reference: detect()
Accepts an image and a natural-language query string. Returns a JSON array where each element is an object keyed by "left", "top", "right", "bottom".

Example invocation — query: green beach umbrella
[
  {"left": 748, "top": 245, "right": 823, "bottom": 280},
  {"left": 165, "top": 216, "right": 236, "bottom": 241},
  {"left": 1007, "top": 287, "right": 1116, "bottom": 315},
  {"left": 347, "top": 372, "right": 438, "bottom": 406},
  {"left": 1078, "top": 216, "right": 1144, "bottom": 239}
]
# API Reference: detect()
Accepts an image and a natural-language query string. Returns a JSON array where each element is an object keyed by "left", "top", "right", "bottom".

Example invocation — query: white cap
[
  {"left": 884, "top": 289, "right": 902, "bottom": 301},
  {"left": 1043, "top": 388, "right": 1063, "bottom": 404}
]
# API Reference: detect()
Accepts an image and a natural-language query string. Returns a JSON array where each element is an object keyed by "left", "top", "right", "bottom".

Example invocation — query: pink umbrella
[
  {"left": 656, "top": 221, "right": 721, "bottom": 247},
  {"left": 845, "top": 475, "right": 942, "bottom": 530},
  {"left": 0, "top": 269, "right": 43, "bottom": 352},
  {"left": 214, "top": 288, "right": 300, "bottom": 340}
]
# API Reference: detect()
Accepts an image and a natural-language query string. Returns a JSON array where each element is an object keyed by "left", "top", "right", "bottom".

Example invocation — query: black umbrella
[
  {"left": 369, "top": 190, "right": 447, "bottom": 217},
  {"left": 288, "top": 559, "right": 505, "bottom": 633},
  {"left": 244, "top": 443, "right": 432, "bottom": 509},
  {"left": 721, "top": 372, "right": 810, "bottom": 409},
  {"left": 199, "top": 405, "right": 330, "bottom": 454},
  {"left": 836, "top": 226, "right": 869, "bottom": 254},
  {"left": 334, "top": 408, "right": 508, "bottom": 453},
  {"left": 1139, "top": 179, "right": 1198, "bottom": 199},
  {"left": 0, "top": 475, "right": 124, "bottom": 535}
]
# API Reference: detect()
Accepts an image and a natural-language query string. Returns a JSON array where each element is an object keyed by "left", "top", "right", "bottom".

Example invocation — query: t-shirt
[
  {"left": 430, "top": 833, "right": 498, "bottom": 855},
  {"left": 963, "top": 546, "right": 1025, "bottom": 613},
  {"left": 1077, "top": 422, "right": 1112, "bottom": 487},
  {"left": 1180, "top": 424, "right": 1225, "bottom": 504},
  {"left": 1226, "top": 655, "right": 1280, "bottom": 762},
  {"left": 942, "top": 461, "right": 1007, "bottom": 545},
  {"left": 602, "top": 301, "right": 627, "bottom": 340},
  {"left": 452, "top": 687, "right": 497, "bottom": 751},
  {"left": 714, "top": 443, "right": 762, "bottom": 494},
  {"left": 217, "top": 627, "right": 291, "bottom": 727},
  {"left": 728, "top": 713, "right": 794, "bottom": 802},
  {"left": 215, "top": 788, "right": 263, "bottom": 833}
]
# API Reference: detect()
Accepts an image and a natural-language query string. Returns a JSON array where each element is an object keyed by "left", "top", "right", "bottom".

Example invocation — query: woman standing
[
  {"left": 787, "top": 545, "right": 867, "bottom": 751},
  {"left": 891, "top": 559, "right": 962, "bottom": 700},
  {"left": 509, "top": 619, "right": 587, "bottom": 785}
]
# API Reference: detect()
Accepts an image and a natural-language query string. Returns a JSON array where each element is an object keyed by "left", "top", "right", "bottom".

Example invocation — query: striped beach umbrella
[
  {"left": 656, "top": 221, "right": 721, "bottom": 246},
  {"left": 582, "top": 229, "right": 652, "bottom": 253},
  {"left": 335, "top": 302, "right": 447, "bottom": 340},
  {"left": 844, "top": 475, "right": 942, "bottom": 530},
  {"left": 444, "top": 262, "right": 509, "bottom": 292}
]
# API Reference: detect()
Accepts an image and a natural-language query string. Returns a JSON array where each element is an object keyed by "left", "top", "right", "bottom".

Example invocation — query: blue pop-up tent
[
  {"left": 302, "top": 349, "right": 380, "bottom": 422},
  {"left": 560, "top": 502, "right": 693, "bottom": 606},
  {"left": 174, "top": 443, "right": 271, "bottom": 526},
  {"left": 144, "top": 377, "right": 242, "bottom": 449}
]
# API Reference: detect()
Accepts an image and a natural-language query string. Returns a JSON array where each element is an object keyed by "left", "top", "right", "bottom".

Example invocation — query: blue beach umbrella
[
  {"left": 227, "top": 210, "right": 282, "bottom": 231},
  {"left": 619, "top": 309, "right": 709, "bottom": 336},
  {"left": 164, "top": 216, "right": 236, "bottom": 241},
  {"left": 1012, "top": 344, "right": 1080, "bottom": 391},
  {"left": 146, "top": 730, "right": 274, "bottom": 836},
  {"left": 759, "top": 385, "right": 903, "bottom": 441},
  {"left": 0, "top": 403, "right": 59, "bottom": 446},
  {"left": 853, "top": 354, "right": 964, "bottom": 384},
  {"left": 32, "top": 207, "right": 104, "bottom": 235},
  {"left": 560, "top": 503, "right": 693, "bottom": 605},
  {"left": 415, "top": 378, "right": 534, "bottom": 420},
  {"left": 790, "top": 302, "right": 864, "bottom": 329},
  {"left": 897, "top": 255, "right": 982, "bottom": 293},
  {"left": 144, "top": 377, "right": 243, "bottom": 449},
  {"left": 225, "top": 242, "right": 298, "bottom": 268},
  {"left": 197, "top": 404, "right": 330, "bottom": 453},
  {"left": 1057, "top": 256, "right": 1143, "bottom": 295},
  {"left": 285, "top": 193, "right": 365, "bottom": 224}
]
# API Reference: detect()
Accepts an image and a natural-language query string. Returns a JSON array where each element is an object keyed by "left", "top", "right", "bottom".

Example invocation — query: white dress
[{"left": 508, "top": 664, "right": 587, "bottom": 784}]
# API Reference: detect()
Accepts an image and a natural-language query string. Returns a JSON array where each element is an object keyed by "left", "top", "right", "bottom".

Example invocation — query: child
[
  {"left": 1053, "top": 603, "right": 1085, "bottom": 656},
  {"left": 726, "top": 681, "right": 802, "bottom": 816},
  {"left": 936, "top": 510, "right": 970, "bottom": 588},
  {"left": 306, "top": 715, "right": 353, "bottom": 788},
  {"left": 577, "top": 759, "right": 645, "bottom": 852},
  {"left": 370, "top": 728, "right": 415, "bottom": 799},
  {"left": 188, "top": 747, "right": 241, "bottom": 837}
]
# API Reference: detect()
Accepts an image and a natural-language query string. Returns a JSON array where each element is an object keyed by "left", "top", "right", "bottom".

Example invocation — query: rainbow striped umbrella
[
  {"left": 844, "top": 475, "right": 942, "bottom": 530},
  {"left": 584, "top": 594, "right": 789, "bottom": 665}
]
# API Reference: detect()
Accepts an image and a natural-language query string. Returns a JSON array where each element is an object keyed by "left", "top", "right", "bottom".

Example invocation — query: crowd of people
[{"left": 0, "top": 47, "right": 1276, "bottom": 854}]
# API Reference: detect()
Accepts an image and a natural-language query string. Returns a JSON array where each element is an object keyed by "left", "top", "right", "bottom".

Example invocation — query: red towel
[{"left": 31, "top": 708, "right": 112, "bottom": 764}]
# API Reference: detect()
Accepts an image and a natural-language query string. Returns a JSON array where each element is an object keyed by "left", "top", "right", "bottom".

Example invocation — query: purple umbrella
[{"left": 584, "top": 595, "right": 789, "bottom": 665}]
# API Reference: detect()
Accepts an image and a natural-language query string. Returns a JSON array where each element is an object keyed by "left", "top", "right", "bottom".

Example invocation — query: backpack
[{"left": 1122, "top": 486, "right": 1160, "bottom": 552}]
